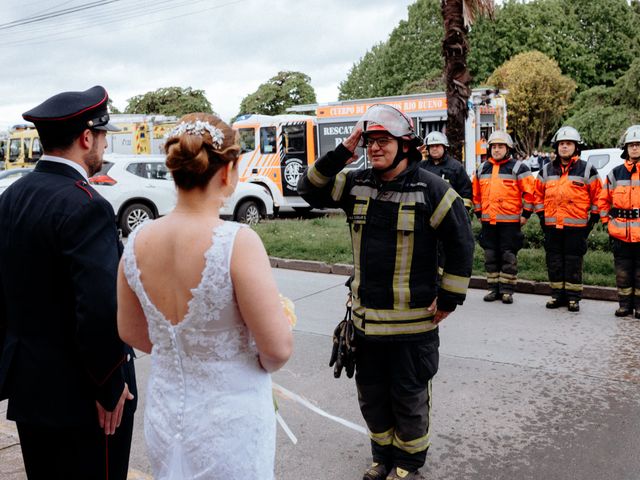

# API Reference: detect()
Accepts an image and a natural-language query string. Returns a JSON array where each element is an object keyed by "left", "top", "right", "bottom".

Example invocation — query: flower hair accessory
[{"left": 168, "top": 120, "right": 225, "bottom": 149}]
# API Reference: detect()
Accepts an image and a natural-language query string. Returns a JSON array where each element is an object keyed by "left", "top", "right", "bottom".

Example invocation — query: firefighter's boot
[
  {"left": 546, "top": 296, "right": 567, "bottom": 309},
  {"left": 615, "top": 307, "right": 633, "bottom": 317},
  {"left": 501, "top": 293, "right": 513, "bottom": 304},
  {"left": 483, "top": 290, "right": 499, "bottom": 302},
  {"left": 386, "top": 467, "right": 418, "bottom": 480},
  {"left": 635, "top": 310, "right": 640, "bottom": 320},
  {"left": 568, "top": 300, "right": 580, "bottom": 312},
  {"left": 363, "top": 463, "right": 389, "bottom": 480}
]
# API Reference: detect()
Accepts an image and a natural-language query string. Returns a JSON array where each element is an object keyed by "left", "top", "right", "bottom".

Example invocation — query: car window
[
  {"left": 126, "top": 162, "right": 171, "bottom": 180},
  {"left": 94, "top": 161, "right": 114, "bottom": 176},
  {"left": 587, "top": 154, "right": 609, "bottom": 169}
]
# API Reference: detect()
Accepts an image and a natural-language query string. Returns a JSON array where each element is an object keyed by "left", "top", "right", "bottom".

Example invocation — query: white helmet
[
  {"left": 551, "top": 126, "right": 583, "bottom": 145},
  {"left": 487, "top": 130, "right": 514, "bottom": 148},
  {"left": 356, "top": 104, "right": 419, "bottom": 141},
  {"left": 622, "top": 125, "right": 640, "bottom": 145},
  {"left": 620, "top": 125, "right": 640, "bottom": 159},
  {"left": 425, "top": 131, "right": 449, "bottom": 147}
]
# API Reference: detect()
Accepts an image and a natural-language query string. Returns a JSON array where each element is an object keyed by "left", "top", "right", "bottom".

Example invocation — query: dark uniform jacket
[
  {"left": 298, "top": 144, "right": 474, "bottom": 341},
  {"left": 419, "top": 154, "right": 472, "bottom": 209},
  {"left": 0, "top": 160, "right": 137, "bottom": 428}
]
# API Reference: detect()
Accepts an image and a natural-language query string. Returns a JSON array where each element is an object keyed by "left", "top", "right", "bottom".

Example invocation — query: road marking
[{"left": 273, "top": 383, "right": 367, "bottom": 435}]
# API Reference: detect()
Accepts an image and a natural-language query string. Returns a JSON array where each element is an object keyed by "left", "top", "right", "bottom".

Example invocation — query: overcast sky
[{"left": 0, "top": 0, "right": 415, "bottom": 129}]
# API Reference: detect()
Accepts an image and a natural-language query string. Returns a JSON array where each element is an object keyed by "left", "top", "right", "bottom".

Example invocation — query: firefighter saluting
[
  {"left": 534, "top": 126, "right": 601, "bottom": 312},
  {"left": 298, "top": 104, "right": 474, "bottom": 480},
  {"left": 472, "top": 131, "right": 535, "bottom": 304},
  {"left": 598, "top": 125, "right": 640, "bottom": 318}
]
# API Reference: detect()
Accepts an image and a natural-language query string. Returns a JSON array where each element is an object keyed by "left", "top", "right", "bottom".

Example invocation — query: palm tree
[{"left": 442, "top": 0, "right": 494, "bottom": 161}]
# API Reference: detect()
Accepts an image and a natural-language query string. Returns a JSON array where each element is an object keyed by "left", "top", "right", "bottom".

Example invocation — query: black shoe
[
  {"left": 635, "top": 310, "right": 640, "bottom": 320},
  {"left": 568, "top": 300, "right": 580, "bottom": 312},
  {"left": 483, "top": 291, "right": 499, "bottom": 302},
  {"left": 363, "top": 462, "right": 389, "bottom": 480},
  {"left": 501, "top": 293, "right": 513, "bottom": 304},
  {"left": 615, "top": 307, "right": 632, "bottom": 317},
  {"left": 546, "top": 297, "right": 567, "bottom": 309}
]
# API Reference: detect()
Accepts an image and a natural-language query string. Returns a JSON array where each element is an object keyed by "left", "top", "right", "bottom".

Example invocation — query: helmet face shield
[{"left": 356, "top": 104, "right": 417, "bottom": 139}]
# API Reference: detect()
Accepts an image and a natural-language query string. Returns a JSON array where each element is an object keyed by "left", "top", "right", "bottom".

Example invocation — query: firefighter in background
[
  {"left": 472, "top": 131, "right": 535, "bottom": 304},
  {"left": 420, "top": 131, "right": 472, "bottom": 210},
  {"left": 598, "top": 125, "right": 640, "bottom": 318},
  {"left": 534, "top": 126, "right": 601, "bottom": 312},
  {"left": 298, "top": 104, "right": 474, "bottom": 480}
]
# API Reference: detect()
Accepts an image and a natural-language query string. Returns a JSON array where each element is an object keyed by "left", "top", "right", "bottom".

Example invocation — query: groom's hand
[{"left": 96, "top": 382, "right": 135, "bottom": 435}]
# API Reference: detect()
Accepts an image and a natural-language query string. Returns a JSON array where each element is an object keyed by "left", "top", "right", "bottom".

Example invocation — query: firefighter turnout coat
[
  {"left": 598, "top": 160, "right": 640, "bottom": 242},
  {"left": 297, "top": 144, "right": 474, "bottom": 339},
  {"left": 419, "top": 153, "right": 472, "bottom": 210},
  {"left": 472, "top": 156, "right": 535, "bottom": 224},
  {"left": 534, "top": 156, "right": 601, "bottom": 229}
]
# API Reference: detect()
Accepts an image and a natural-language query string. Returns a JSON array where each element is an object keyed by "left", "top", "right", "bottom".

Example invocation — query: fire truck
[
  {"left": 232, "top": 90, "right": 506, "bottom": 211},
  {"left": 106, "top": 114, "right": 178, "bottom": 155}
]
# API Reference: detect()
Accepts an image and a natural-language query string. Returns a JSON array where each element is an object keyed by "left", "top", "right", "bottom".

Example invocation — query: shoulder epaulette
[{"left": 74, "top": 180, "right": 94, "bottom": 199}]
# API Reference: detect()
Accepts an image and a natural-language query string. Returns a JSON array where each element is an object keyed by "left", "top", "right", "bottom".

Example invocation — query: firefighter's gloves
[{"left": 329, "top": 314, "right": 356, "bottom": 378}]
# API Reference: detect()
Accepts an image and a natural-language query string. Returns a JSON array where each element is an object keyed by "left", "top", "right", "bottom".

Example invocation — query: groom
[{"left": 0, "top": 86, "right": 137, "bottom": 479}]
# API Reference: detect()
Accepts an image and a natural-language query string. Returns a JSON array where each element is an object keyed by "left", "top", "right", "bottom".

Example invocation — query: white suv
[
  {"left": 90, "top": 154, "right": 176, "bottom": 236},
  {"left": 90, "top": 154, "right": 274, "bottom": 236}
]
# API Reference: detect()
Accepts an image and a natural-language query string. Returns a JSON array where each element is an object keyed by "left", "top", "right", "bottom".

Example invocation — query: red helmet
[{"left": 357, "top": 104, "right": 419, "bottom": 142}]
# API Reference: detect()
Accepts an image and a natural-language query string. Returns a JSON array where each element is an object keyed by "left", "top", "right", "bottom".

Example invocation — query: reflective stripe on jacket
[
  {"left": 598, "top": 161, "right": 640, "bottom": 242},
  {"left": 471, "top": 156, "right": 535, "bottom": 224},
  {"left": 534, "top": 156, "right": 601, "bottom": 229}
]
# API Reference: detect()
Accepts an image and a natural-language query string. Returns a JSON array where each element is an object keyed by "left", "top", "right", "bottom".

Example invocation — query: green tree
[
  {"left": 238, "top": 71, "right": 316, "bottom": 116},
  {"left": 487, "top": 51, "right": 576, "bottom": 154},
  {"left": 125, "top": 87, "right": 213, "bottom": 116},
  {"left": 107, "top": 98, "right": 121, "bottom": 114},
  {"left": 566, "top": 59, "right": 640, "bottom": 148},
  {"left": 401, "top": 69, "right": 446, "bottom": 95},
  {"left": 470, "top": 0, "right": 639, "bottom": 91}
]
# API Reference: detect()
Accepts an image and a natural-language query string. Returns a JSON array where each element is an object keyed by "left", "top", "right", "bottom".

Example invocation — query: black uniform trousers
[
  {"left": 479, "top": 223, "right": 523, "bottom": 294},
  {"left": 355, "top": 330, "right": 439, "bottom": 471},
  {"left": 611, "top": 238, "right": 640, "bottom": 310},
  {"left": 544, "top": 227, "right": 587, "bottom": 301},
  {"left": 17, "top": 404, "right": 134, "bottom": 480}
]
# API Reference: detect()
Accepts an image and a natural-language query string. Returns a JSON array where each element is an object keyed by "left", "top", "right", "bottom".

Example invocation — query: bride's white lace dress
[{"left": 123, "top": 221, "right": 275, "bottom": 479}]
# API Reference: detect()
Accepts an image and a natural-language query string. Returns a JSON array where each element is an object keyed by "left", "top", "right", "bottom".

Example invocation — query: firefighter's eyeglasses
[
  {"left": 628, "top": 143, "right": 640, "bottom": 149},
  {"left": 364, "top": 137, "right": 395, "bottom": 148}
]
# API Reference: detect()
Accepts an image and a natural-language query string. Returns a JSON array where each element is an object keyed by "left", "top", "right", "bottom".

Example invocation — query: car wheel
[
  {"left": 120, "top": 203, "right": 154, "bottom": 236},
  {"left": 236, "top": 200, "right": 262, "bottom": 225}
]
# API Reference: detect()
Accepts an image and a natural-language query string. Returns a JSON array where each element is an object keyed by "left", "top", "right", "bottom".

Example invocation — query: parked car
[
  {"left": 90, "top": 154, "right": 274, "bottom": 236},
  {"left": 581, "top": 148, "right": 624, "bottom": 181},
  {"left": 89, "top": 154, "right": 177, "bottom": 236},
  {"left": 221, "top": 182, "right": 274, "bottom": 225},
  {"left": 0, "top": 167, "right": 34, "bottom": 195}
]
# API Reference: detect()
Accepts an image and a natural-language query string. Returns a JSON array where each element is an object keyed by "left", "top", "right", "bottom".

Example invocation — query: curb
[{"left": 269, "top": 257, "right": 617, "bottom": 302}]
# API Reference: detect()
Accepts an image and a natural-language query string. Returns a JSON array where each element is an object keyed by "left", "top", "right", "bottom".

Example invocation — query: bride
[{"left": 117, "top": 113, "right": 293, "bottom": 479}]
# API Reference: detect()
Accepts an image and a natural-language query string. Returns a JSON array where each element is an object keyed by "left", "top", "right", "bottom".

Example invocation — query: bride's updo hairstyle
[{"left": 164, "top": 112, "right": 240, "bottom": 190}]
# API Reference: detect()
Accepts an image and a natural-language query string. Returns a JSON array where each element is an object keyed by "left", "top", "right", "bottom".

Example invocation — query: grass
[{"left": 253, "top": 212, "right": 616, "bottom": 287}]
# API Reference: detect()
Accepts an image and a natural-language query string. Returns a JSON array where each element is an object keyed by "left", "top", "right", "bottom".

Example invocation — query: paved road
[{"left": 2, "top": 268, "right": 640, "bottom": 479}]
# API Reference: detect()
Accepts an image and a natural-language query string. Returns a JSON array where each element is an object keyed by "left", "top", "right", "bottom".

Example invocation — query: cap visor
[{"left": 94, "top": 122, "right": 120, "bottom": 132}]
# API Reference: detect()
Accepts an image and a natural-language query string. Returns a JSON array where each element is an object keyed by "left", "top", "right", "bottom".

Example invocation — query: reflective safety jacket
[
  {"left": 472, "top": 156, "right": 535, "bottom": 224},
  {"left": 419, "top": 154, "right": 472, "bottom": 209},
  {"left": 598, "top": 161, "right": 640, "bottom": 242},
  {"left": 297, "top": 144, "right": 474, "bottom": 340},
  {"left": 534, "top": 156, "right": 601, "bottom": 229}
]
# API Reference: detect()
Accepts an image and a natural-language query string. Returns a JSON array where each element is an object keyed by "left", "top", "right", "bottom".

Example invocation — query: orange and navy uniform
[
  {"left": 598, "top": 160, "right": 640, "bottom": 242},
  {"left": 598, "top": 160, "right": 640, "bottom": 310},
  {"left": 534, "top": 156, "right": 601, "bottom": 229},
  {"left": 472, "top": 156, "right": 535, "bottom": 223},
  {"left": 472, "top": 156, "right": 534, "bottom": 295}
]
